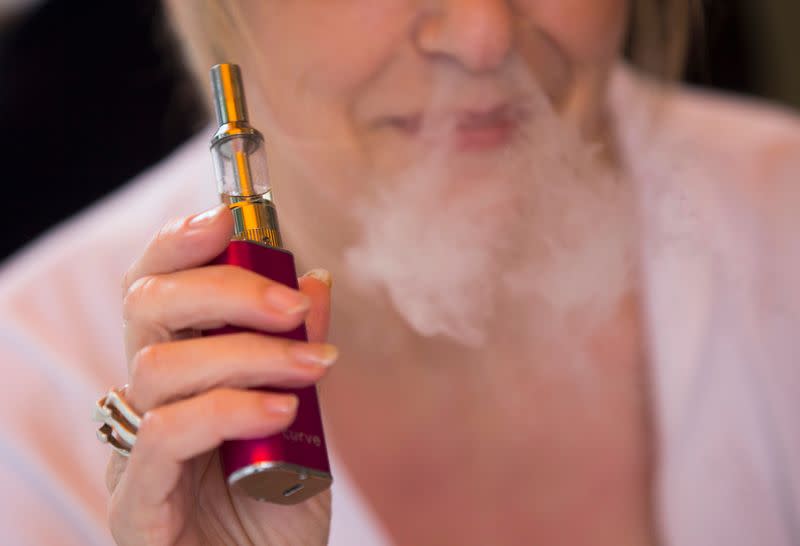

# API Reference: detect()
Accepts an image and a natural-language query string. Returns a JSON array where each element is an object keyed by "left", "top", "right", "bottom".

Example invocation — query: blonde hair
[
  {"left": 165, "top": 0, "right": 697, "bottom": 111},
  {"left": 628, "top": 0, "right": 700, "bottom": 79}
]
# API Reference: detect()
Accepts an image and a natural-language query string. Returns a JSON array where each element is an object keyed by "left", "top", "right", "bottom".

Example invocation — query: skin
[{"left": 109, "top": 1, "right": 654, "bottom": 545}]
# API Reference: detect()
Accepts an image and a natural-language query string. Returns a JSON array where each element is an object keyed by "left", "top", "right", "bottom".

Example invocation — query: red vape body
[{"left": 208, "top": 241, "right": 331, "bottom": 504}]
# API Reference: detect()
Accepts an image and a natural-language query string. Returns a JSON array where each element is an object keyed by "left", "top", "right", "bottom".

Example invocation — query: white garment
[
  {"left": 0, "top": 68, "right": 797, "bottom": 545},
  {"left": 618, "top": 77, "right": 800, "bottom": 544}
]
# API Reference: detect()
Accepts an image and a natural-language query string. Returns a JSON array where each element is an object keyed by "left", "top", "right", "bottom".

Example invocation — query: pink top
[{"left": 0, "top": 66, "right": 798, "bottom": 545}]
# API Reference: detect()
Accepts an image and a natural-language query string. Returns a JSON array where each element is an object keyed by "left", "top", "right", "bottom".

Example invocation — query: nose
[{"left": 415, "top": 0, "right": 515, "bottom": 73}]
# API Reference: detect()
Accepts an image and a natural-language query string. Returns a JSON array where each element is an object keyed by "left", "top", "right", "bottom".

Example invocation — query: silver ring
[{"left": 93, "top": 386, "right": 142, "bottom": 457}]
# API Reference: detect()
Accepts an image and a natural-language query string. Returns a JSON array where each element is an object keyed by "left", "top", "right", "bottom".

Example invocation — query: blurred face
[{"left": 162, "top": 0, "right": 637, "bottom": 344}]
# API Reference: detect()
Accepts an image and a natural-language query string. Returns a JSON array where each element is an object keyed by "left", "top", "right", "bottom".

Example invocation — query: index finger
[{"left": 122, "top": 205, "right": 233, "bottom": 296}]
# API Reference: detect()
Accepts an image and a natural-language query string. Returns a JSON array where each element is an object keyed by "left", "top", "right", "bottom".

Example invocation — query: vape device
[{"left": 207, "top": 64, "right": 332, "bottom": 504}]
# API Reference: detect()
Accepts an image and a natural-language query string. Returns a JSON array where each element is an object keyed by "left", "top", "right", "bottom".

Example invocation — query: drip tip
[{"left": 211, "top": 64, "right": 250, "bottom": 127}]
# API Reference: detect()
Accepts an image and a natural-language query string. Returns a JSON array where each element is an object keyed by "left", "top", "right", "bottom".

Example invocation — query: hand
[{"left": 106, "top": 204, "right": 333, "bottom": 546}]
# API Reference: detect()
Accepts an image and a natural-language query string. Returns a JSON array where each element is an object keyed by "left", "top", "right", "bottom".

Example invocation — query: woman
[{"left": 0, "top": 1, "right": 798, "bottom": 545}]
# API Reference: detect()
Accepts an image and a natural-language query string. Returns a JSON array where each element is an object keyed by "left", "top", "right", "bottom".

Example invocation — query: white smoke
[{"left": 344, "top": 68, "right": 636, "bottom": 351}]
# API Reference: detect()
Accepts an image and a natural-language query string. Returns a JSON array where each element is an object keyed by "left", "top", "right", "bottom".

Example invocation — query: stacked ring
[{"left": 93, "top": 386, "right": 142, "bottom": 457}]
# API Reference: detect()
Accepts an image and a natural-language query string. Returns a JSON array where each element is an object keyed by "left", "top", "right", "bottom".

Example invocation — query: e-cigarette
[{"left": 207, "top": 64, "right": 332, "bottom": 504}]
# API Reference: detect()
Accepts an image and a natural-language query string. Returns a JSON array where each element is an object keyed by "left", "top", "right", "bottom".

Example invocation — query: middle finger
[{"left": 127, "top": 332, "right": 338, "bottom": 413}]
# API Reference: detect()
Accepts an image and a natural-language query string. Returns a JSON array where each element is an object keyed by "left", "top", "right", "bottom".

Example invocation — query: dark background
[{"left": 0, "top": 0, "right": 798, "bottom": 262}]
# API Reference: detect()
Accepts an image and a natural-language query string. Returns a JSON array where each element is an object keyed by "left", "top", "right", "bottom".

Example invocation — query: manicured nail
[
  {"left": 290, "top": 343, "right": 339, "bottom": 367},
  {"left": 303, "top": 268, "right": 332, "bottom": 288},
  {"left": 188, "top": 205, "right": 226, "bottom": 227},
  {"left": 265, "top": 394, "right": 298, "bottom": 415},
  {"left": 265, "top": 284, "right": 311, "bottom": 314}
]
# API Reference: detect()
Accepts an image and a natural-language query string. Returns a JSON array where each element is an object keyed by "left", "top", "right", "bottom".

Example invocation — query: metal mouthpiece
[{"left": 211, "top": 63, "right": 250, "bottom": 126}]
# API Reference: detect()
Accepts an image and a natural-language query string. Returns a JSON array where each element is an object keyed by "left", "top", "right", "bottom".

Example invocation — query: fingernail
[
  {"left": 188, "top": 205, "right": 226, "bottom": 227},
  {"left": 266, "top": 394, "right": 298, "bottom": 415},
  {"left": 303, "top": 268, "right": 333, "bottom": 288},
  {"left": 290, "top": 343, "right": 339, "bottom": 367},
  {"left": 265, "top": 285, "right": 311, "bottom": 315}
]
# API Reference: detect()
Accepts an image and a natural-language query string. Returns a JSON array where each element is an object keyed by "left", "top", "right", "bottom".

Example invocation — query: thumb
[{"left": 298, "top": 269, "right": 332, "bottom": 343}]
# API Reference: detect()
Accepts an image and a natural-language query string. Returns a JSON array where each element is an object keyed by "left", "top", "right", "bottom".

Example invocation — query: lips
[
  {"left": 457, "top": 104, "right": 514, "bottom": 128},
  {"left": 383, "top": 102, "right": 523, "bottom": 151},
  {"left": 453, "top": 105, "right": 519, "bottom": 150}
]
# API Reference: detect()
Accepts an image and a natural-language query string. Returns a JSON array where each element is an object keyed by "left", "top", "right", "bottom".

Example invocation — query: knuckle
[
  {"left": 136, "top": 409, "right": 165, "bottom": 446},
  {"left": 122, "top": 275, "right": 162, "bottom": 322},
  {"left": 154, "top": 215, "right": 187, "bottom": 245},
  {"left": 129, "top": 344, "right": 163, "bottom": 394}
]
